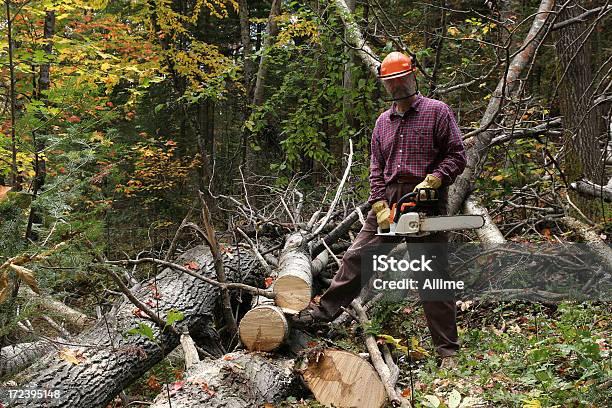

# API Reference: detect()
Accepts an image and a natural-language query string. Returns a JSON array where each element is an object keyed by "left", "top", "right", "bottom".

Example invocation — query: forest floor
[{"left": 125, "top": 300, "right": 610, "bottom": 408}]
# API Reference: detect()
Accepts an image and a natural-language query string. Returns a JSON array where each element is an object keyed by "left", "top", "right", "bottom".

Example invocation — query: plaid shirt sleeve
[
  {"left": 368, "top": 121, "right": 387, "bottom": 204},
  {"left": 431, "top": 105, "right": 467, "bottom": 185}
]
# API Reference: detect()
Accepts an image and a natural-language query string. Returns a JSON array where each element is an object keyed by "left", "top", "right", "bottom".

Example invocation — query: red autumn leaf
[
  {"left": 223, "top": 355, "right": 235, "bottom": 361},
  {"left": 132, "top": 308, "right": 147, "bottom": 318},
  {"left": 200, "top": 382, "right": 215, "bottom": 396},
  {"left": 67, "top": 115, "right": 81, "bottom": 123},
  {"left": 165, "top": 140, "right": 177, "bottom": 147},
  {"left": 172, "top": 381, "right": 185, "bottom": 390},
  {"left": 264, "top": 277, "right": 274, "bottom": 288},
  {"left": 185, "top": 261, "right": 199, "bottom": 271},
  {"left": 306, "top": 341, "right": 319, "bottom": 348},
  {"left": 147, "top": 375, "right": 161, "bottom": 391},
  {"left": 401, "top": 388, "right": 412, "bottom": 397},
  {"left": 106, "top": 101, "right": 114, "bottom": 107},
  {"left": 145, "top": 299, "right": 155, "bottom": 307}
]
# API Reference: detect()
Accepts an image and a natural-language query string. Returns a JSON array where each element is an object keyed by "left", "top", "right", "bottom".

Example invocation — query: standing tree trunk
[
  {"left": 238, "top": 0, "right": 253, "bottom": 97},
  {"left": 245, "top": 0, "right": 282, "bottom": 172},
  {"left": 554, "top": 0, "right": 605, "bottom": 220},
  {"left": 5, "top": 0, "right": 18, "bottom": 188},
  {"left": 25, "top": 10, "right": 55, "bottom": 240},
  {"left": 252, "top": 0, "right": 281, "bottom": 106},
  {"left": 341, "top": 0, "right": 358, "bottom": 164}
]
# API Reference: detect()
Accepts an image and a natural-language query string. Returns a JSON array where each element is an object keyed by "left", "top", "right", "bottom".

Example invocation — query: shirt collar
[{"left": 390, "top": 93, "right": 423, "bottom": 119}]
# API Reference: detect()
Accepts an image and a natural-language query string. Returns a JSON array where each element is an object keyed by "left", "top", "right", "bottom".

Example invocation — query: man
[{"left": 292, "top": 52, "right": 467, "bottom": 368}]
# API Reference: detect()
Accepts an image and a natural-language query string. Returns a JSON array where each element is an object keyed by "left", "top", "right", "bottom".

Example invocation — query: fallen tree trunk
[
  {"left": 0, "top": 340, "right": 61, "bottom": 379},
  {"left": 571, "top": 179, "right": 612, "bottom": 202},
  {"left": 273, "top": 233, "right": 312, "bottom": 313},
  {"left": 10, "top": 245, "right": 264, "bottom": 408},
  {"left": 150, "top": 351, "right": 299, "bottom": 408},
  {"left": 561, "top": 216, "right": 612, "bottom": 272},
  {"left": 447, "top": 0, "right": 555, "bottom": 215},
  {"left": 17, "top": 286, "right": 92, "bottom": 332},
  {"left": 464, "top": 196, "right": 506, "bottom": 247}
]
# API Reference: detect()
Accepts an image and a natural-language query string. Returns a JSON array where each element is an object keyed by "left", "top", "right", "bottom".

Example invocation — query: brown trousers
[{"left": 313, "top": 178, "right": 459, "bottom": 357}]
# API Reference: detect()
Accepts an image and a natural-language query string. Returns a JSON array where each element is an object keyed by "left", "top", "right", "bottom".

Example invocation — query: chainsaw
[{"left": 377, "top": 188, "right": 485, "bottom": 237}]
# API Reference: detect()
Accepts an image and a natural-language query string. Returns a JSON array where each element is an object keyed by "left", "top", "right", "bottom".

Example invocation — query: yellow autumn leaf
[
  {"left": 9, "top": 264, "right": 40, "bottom": 294},
  {"left": 491, "top": 175, "right": 505, "bottom": 182},
  {"left": 522, "top": 399, "right": 541, "bottom": 408},
  {"left": 447, "top": 26, "right": 460, "bottom": 36},
  {"left": 58, "top": 348, "right": 87, "bottom": 365},
  {"left": 409, "top": 337, "right": 429, "bottom": 359},
  {"left": 378, "top": 334, "right": 408, "bottom": 353},
  {"left": 100, "top": 62, "right": 112, "bottom": 71}
]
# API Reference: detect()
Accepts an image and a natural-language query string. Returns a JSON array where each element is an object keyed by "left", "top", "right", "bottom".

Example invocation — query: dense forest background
[{"left": 1, "top": 0, "right": 610, "bottom": 407}]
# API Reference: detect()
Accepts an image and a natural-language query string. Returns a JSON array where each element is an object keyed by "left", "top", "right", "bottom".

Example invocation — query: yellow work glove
[
  {"left": 414, "top": 174, "right": 442, "bottom": 199},
  {"left": 372, "top": 200, "right": 391, "bottom": 231}
]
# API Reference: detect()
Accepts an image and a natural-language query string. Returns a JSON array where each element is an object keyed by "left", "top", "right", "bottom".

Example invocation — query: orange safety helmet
[{"left": 378, "top": 52, "right": 415, "bottom": 80}]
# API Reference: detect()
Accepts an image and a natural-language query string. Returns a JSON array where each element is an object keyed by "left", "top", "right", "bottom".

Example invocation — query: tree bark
[
  {"left": 554, "top": 0, "right": 606, "bottom": 219},
  {"left": 10, "top": 245, "right": 264, "bottom": 408},
  {"left": 150, "top": 351, "right": 299, "bottom": 408}
]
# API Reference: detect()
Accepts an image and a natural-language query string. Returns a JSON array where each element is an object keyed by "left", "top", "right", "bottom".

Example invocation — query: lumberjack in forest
[{"left": 292, "top": 51, "right": 468, "bottom": 368}]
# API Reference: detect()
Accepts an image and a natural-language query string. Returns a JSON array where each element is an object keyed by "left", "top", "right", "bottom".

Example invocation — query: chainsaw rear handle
[{"left": 393, "top": 188, "right": 439, "bottom": 223}]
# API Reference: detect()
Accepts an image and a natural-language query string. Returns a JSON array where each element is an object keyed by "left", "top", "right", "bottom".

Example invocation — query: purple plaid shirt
[{"left": 368, "top": 93, "right": 467, "bottom": 204}]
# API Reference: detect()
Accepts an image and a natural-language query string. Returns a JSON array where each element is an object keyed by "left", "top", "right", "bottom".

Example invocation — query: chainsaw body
[{"left": 376, "top": 188, "right": 485, "bottom": 237}]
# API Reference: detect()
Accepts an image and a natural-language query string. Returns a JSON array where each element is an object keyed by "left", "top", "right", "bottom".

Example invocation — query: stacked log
[
  {"left": 238, "top": 295, "right": 287, "bottom": 352},
  {"left": 238, "top": 232, "right": 313, "bottom": 352},
  {"left": 273, "top": 232, "right": 313, "bottom": 313}
]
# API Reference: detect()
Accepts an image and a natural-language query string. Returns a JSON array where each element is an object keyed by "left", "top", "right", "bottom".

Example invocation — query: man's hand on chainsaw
[
  {"left": 414, "top": 174, "right": 442, "bottom": 199},
  {"left": 372, "top": 200, "right": 391, "bottom": 231}
]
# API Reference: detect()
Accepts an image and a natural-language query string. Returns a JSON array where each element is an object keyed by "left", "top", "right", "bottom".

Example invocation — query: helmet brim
[{"left": 378, "top": 69, "right": 415, "bottom": 80}]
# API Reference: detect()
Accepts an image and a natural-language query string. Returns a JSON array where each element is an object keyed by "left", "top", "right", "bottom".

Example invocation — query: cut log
[
  {"left": 150, "top": 351, "right": 299, "bottom": 408},
  {"left": 10, "top": 245, "right": 264, "bottom": 408},
  {"left": 239, "top": 296, "right": 288, "bottom": 352},
  {"left": 273, "top": 233, "right": 312, "bottom": 314},
  {"left": 303, "top": 348, "right": 387, "bottom": 408}
]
